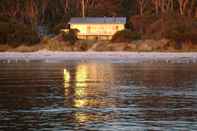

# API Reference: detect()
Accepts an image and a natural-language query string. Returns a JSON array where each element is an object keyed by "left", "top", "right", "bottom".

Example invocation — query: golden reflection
[
  {"left": 75, "top": 112, "right": 89, "bottom": 123},
  {"left": 74, "top": 64, "right": 89, "bottom": 122},
  {"left": 74, "top": 99, "right": 88, "bottom": 108},
  {"left": 75, "top": 87, "right": 86, "bottom": 97},
  {"left": 64, "top": 69, "right": 70, "bottom": 83},
  {"left": 76, "top": 64, "right": 88, "bottom": 87},
  {"left": 63, "top": 64, "right": 114, "bottom": 123},
  {"left": 64, "top": 69, "right": 70, "bottom": 95},
  {"left": 74, "top": 64, "right": 90, "bottom": 108}
]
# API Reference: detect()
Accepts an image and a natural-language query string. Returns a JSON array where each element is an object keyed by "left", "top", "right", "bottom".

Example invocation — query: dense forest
[{"left": 0, "top": 0, "right": 197, "bottom": 45}]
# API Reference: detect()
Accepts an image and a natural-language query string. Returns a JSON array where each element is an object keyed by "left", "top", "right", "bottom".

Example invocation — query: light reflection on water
[{"left": 0, "top": 61, "right": 197, "bottom": 131}]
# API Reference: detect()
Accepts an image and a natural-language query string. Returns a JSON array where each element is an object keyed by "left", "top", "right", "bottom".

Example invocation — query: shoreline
[{"left": 0, "top": 51, "right": 197, "bottom": 63}]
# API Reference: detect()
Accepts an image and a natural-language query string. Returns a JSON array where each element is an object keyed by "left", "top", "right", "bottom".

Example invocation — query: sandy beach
[{"left": 0, "top": 51, "right": 197, "bottom": 63}]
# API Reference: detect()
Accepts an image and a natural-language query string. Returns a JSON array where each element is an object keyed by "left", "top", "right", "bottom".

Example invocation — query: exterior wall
[
  {"left": 77, "top": 35, "right": 112, "bottom": 40},
  {"left": 70, "top": 24, "right": 125, "bottom": 40}
]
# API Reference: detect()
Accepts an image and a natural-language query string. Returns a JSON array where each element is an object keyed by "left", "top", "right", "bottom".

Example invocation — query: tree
[
  {"left": 152, "top": 0, "right": 174, "bottom": 15},
  {"left": 63, "top": 29, "right": 79, "bottom": 45},
  {"left": 178, "top": 0, "right": 189, "bottom": 15},
  {"left": 152, "top": 0, "right": 160, "bottom": 15},
  {"left": 137, "top": 0, "right": 148, "bottom": 16},
  {"left": 81, "top": 0, "right": 122, "bottom": 16}
]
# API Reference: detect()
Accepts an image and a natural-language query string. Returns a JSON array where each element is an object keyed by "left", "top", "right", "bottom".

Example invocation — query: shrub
[
  {"left": 0, "top": 19, "right": 40, "bottom": 44},
  {"left": 13, "top": 45, "right": 41, "bottom": 52},
  {"left": 165, "top": 25, "right": 190, "bottom": 42},
  {"left": 130, "top": 15, "right": 158, "bottom": 34},
  {"left": 52, "top": 23, "right": 66, "bottom": 34},
  {"left": 41, "top": 36, "right": 51, "bottom": 45},
  {"left": 163, "top": 17, "right": 197, "bottom": 48},
  {"left": 0, "top": 44, "right": 10, "bottom": 52},
  {"left": 111, "top": 29, "right": 141, "bottom": 42},
  {"left": 44, "top": 39, "right": 67, "bottom": 51},
  {"left": 143, "top": 15, "right": 197, "bottom": 48},
  {"left": 63, "top": 29, "right": 79, "bottom": 45},
  {"left": 77, "top": 40, "right": 95, "bottom": 51}
]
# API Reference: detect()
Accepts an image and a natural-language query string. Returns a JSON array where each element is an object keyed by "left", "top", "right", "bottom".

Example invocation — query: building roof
[{"left": 69, "top": 17, "right": 126, "bottom": 24}]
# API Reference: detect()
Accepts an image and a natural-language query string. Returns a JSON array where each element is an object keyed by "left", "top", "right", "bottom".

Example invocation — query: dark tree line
[
  {"left": 0, "top": 0, "right": 197, "bottom": 25},
  {"left": 0, "top": 0, "right": 197, "bottom": 44},
  {"left": 137, "top": 0, "right": 197, "bottom": 17}
]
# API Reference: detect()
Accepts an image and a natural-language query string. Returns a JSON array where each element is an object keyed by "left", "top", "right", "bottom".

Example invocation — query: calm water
[{"left": 0, "top": 60, "right": 197, "bottom": 131}]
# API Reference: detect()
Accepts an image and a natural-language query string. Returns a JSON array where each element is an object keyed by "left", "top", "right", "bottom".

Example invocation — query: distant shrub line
[
  {"left": 0, "top": 17, "right": 40, "bottom": 45},
  {"left": 111, "top": 29, "right": 141, "bottom": 42}
]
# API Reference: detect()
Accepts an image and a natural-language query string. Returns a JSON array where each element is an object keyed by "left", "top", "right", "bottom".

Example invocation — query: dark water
[{"left": 0, "top": 60, "right": 197, "bottom": 131}]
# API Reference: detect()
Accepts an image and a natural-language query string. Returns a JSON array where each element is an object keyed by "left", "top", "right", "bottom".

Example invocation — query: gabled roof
[{"left": 69, "top": 17, "right": 126, "bottom": 24}]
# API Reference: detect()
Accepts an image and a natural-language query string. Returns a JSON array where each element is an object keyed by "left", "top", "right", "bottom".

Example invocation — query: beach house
[{"left": 68, "top": 17, "right": 126, "bottom": 40}]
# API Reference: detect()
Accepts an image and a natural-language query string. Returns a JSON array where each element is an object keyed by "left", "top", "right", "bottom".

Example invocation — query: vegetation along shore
[{"left": 0, "top": 0, "right": 197, "bottom": 52}]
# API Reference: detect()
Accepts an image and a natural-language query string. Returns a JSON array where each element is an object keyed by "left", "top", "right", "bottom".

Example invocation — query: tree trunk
[
  {"left": 178, "top": 0, "right": 189, "bottom": 15},
  {"left": 82, "top": 0, "right": 85, "bottom": 17},
  {"left": 137, "top": 0, "right": 146, "bottom": 16}
]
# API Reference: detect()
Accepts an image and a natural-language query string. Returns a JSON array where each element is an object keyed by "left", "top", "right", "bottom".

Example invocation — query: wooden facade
[{"left": 68, "top": 17, "right": 126, "bottom": 40}]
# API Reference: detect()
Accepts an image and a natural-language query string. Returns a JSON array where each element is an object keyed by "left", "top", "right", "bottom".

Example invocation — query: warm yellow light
[
  {"left": 73, "top": 64, "right": 89, "bottom": 108},
  {"left": 75, "top": 87, "right": 86, "bottom": 97},
  {"left": 75, "top": 112, "right": 89, "bottom": 123},
  {"left": 64, "top": 69, "right": 70, "bottom": 95},
  {"left": 76, "top": 65, "right": 88, "bottom": 87},
  {"left": 74, "top": 99, "right": 88, "bottom": 108},
  {"left": 63, "top": 66, "right": 91, "bottom": 123},
  {"left": 64, "top": 69, "right": 70, "bottom": 83}
]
